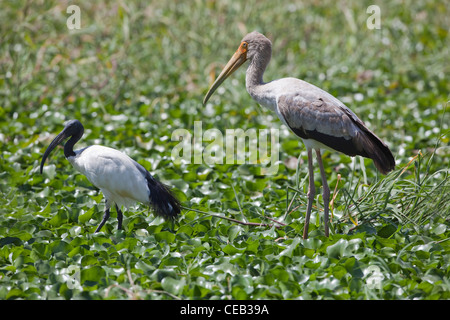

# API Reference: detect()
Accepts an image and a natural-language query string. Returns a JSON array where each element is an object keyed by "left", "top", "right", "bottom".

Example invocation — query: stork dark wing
[{"left": 277, "top": 93, "right": 395, "bottom": 174}]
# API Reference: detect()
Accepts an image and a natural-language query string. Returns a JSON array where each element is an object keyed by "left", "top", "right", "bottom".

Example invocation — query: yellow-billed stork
[
  {"left": 203, "top": 31, "right": 395, "bottom": 239},
  {"left": 40, "top": 120, "right": 180, "bottom": 232}
]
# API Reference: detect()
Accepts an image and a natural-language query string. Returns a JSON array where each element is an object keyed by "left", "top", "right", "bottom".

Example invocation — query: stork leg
[
  {"left": 115, "top": 204, "right": 123, "bottom": 230},
  {"left": 316, "top": 149, "right": 330, "bottom": 237},
  {"left": 303, "top": 148, "right": 315, "bottom": 239},
  {"left": 95, "top": 207, "right": 110, "bottom": 233}
]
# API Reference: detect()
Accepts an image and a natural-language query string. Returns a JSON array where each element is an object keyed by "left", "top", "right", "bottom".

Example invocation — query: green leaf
[
  {"left": 81, "top": 266, "right": 106, "bottom": 285},
  {"left": 47, "top": 210, "right": 69, "bottom": 227},
  {"left": 279, "top": 237, "right": 300, "bottom": 258},
  {"left": 222, "top": 244, "right": 245, "bottom": 255},
  {"left": 154, "top": 231, "right": 176, "bottom": 243},
  {"left": 377, "top": 224, "right": 398, "bottom": 238},
  {"left": 78, "top": 207, "right": 95, "bottom": 224},
  {"left": 227, "top": 225, "right": 241, "bottom": 242},
  {"left": 6, "top": 288, "right": 24, "bottom": 299},
  {"left": 48, "top": 240, "right": 72, "bottom": 254},
  {"left": 326, "top": 239, "right": 348, "bottom": 259},
  {"left": 332, "top": 265, "right": 348, "bottom": 280},
  {"left": 303, "top": 238, "right": 323, "bottom": 250},
  {"left": 161, "top": 277, "right": 185, "bottom": 296},
  {"left": 0, "top": 237, "right": 22, "bottom": 247}
]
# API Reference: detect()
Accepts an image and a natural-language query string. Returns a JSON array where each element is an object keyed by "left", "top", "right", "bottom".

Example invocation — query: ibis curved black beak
[
  {"left": 203, "top": 41, "right": 248, "bottom": 105},
  {"left": 40, "top": 130, "right": 70, "bottom": 174},
  {"left": 40, "top": 120, "right": 84, "bottom": 174}
]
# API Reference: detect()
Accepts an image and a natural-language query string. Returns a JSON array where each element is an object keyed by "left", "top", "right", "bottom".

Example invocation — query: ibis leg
[
  {"left": 303, "top": 149, "right": 315, "bottom": 239},
  {"left": 316, "top": 150, "right": 330, "bottom": 237},
  {"left": 95, "top": 207, "right": 110, "bottom": 233},
  {"left": 115, "top": 204, "right": 123, "bottom": 230}
]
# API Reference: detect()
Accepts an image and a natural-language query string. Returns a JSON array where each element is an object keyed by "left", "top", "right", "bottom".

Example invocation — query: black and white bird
[
  {"left": 40, "top": 120, "right": 181, "bottom": 232},
  {"left": 203, "top": 31, "right": 395, "bottom": 239}
]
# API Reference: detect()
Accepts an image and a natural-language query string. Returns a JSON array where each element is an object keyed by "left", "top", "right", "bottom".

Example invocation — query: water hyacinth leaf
[
  {"left": 303, "top": 238, "right": 323, "bottom": 250},
  {"left": 222, "top": 244, "right": 245, "bottom": 255},
  {"left": 161, "top": 277, "right": 186, "bottom": 296},
  {"left": 0, "top": 237, "right": 22, "bottom": 247},
  {"left": 227, "top": 225, "right": 241, "bottom": 242},
  {"left": 81, "top": 266, "right": 106, "bottom": 285},
  {"left": 47, "top": 210, "right": 69, "bottom": 227},
  {"left": 377, "top": 224, "right": 398, "bottom": 238},
  {"left": 326, "top": 239, "right": 348, "bottom": 259},
  {"left": 49, "top": 240, "right": 73, "bottom": 254},
  {"left": 78, "top": 207, "right": 96, "bottom": 224},
  {"left": 155, "top": 231, "right": 176, "bottom": 243},
  {"left": 430, "top": 223, "right": 446, "bottom": 235},
  {"left": 279, "top": 237, "right": 301, "bottom": 258}
]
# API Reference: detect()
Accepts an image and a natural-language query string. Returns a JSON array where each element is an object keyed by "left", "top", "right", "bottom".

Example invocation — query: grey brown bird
[{"left": 203, "top": 31, "right": 395, "bottom": 239}]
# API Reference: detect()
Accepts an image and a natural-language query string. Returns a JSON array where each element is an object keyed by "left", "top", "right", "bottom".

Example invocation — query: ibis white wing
[{"left": 69, "top": 145, "right": 150, "bottom": 208}]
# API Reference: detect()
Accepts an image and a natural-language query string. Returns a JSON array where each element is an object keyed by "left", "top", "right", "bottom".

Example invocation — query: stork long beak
[
  {"left": 203, "top": 43, "right": 248, "bottom": 105},
  {"left": 40, "top": 129, "right": 70, "bottom": 174}
]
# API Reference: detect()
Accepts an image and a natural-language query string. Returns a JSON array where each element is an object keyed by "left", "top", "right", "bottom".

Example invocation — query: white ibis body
[
  {"left": 203, "top": 31, "right": 395, "bottom": 239},
  {"left": 40, "top": 120, "right": 180, "bottom": 232}
]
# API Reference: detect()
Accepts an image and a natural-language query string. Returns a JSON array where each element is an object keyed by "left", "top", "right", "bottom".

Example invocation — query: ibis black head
[{"left": 40, "top": 120, "right": 84, "bottom": 174}]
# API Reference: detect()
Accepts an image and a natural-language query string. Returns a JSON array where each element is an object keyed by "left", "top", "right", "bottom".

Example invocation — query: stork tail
[{"left": 358, "top": 130, "right": 395, "bottom": 175}]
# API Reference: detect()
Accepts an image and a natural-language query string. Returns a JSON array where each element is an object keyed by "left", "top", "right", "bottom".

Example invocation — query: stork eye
[{"left": 241, "top": 42, "right": 248, "bottom": 49}]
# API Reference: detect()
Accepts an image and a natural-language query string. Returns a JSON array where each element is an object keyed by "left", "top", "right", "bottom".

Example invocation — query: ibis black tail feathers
[
  {"left": 132, "top": 161, "right": 181, "bottom": 220},
  {"left": 146, "top": 176, "right": 181, "bottom": 220}
]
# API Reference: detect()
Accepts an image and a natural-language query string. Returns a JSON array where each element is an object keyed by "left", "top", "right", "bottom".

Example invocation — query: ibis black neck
[
  {"left": 64, "top": 134, "right": 81, "bottom": 158},
  {"left": 63, "top": 121, "right": 84, "bottom": 158}
]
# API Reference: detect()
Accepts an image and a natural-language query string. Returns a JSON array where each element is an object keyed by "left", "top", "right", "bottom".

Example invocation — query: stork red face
[{"left": 203, "top": 41, "right": 248, "bottom": 105}]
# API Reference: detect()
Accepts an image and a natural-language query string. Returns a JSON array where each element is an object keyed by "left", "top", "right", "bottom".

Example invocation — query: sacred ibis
[
  {"left": 40, "top": 120, "right": 181, "bottom": 232},
  {"left": 203, "top": 31, "right": 395, "bottom": 238}
]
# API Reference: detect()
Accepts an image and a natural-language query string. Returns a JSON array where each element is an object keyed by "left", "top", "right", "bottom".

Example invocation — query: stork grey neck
[
  {"left": 246, "top": 58, "right": 265, "bottom": 88},
  {"left": 245, "top": 59, "right": 278, "bottom": 112}
]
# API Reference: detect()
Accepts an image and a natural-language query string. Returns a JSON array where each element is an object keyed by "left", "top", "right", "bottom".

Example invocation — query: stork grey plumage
[
  {"left": 40, "top": 120, "right": 181, "bottom": 232},
  {"left": 203, "top": 31, "right": 395, "bottom": 239}
]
